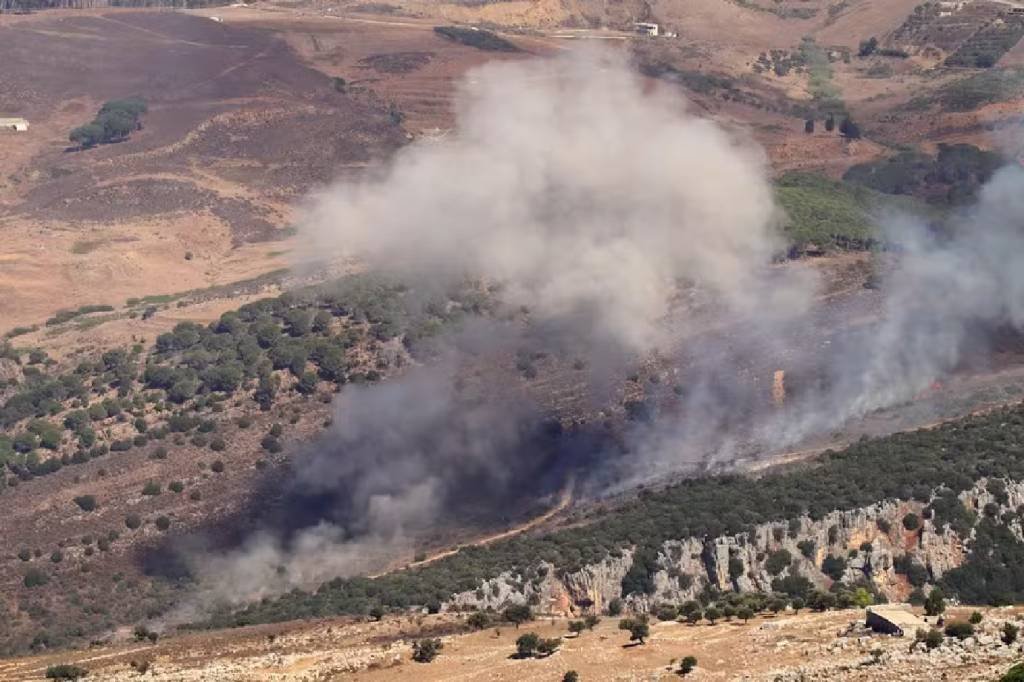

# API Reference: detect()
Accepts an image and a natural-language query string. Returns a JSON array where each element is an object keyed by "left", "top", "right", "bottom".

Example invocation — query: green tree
[
  {"left": 679, "top": 655, "right": 698, "bottom": 676},
  {"left": 1002, "top": 622, "right": 1019, "bottom": 645},
  {"left": 70, "top": 123, "right": 104, "bottom": 149},
  {"left": 411, "top": 638, "right": 442, "bottom": 663},
  {"left": 627, "top": 620, "right": 649, "bottom": 644},
  {"left": 467, "top": 612, "right": 489, "bottom": 630},
  {"left": 839, "top": 117, "right": 862, "bottom": 139},
  {"left": 737, "top": 606, "right": 754, "bottom": 623},
  {"left": 944, "top": 621, "right": 975, "bottom": 640},
  {"left": 705, "top": 606, "right": 721, "bottom": 624},
  {"left": 568, "top": 620, "right": 586, "bottom": 636},
  {"left": 924, "top": 588, "right": 945, "bottom": 617},
  {"left": 504, "top": 604, "right": 532, "bottom": 629},
  {"left": 515, "top": 632, "right": 540, "bottom": 657},
  {"left": 537, "top": 637, "right": 561, "bottom": 657}
]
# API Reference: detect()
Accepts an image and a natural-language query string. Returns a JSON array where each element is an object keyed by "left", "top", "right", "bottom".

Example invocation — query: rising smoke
[{"left": 189, "top": 47, "right": 1024, "bottom": 608}]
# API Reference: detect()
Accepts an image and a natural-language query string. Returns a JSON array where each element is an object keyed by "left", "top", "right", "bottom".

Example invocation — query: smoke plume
[
  {"left": 302, "top": 48, "right": 811, "bottom": 353},
  {"left": 186, "top": 46, "right": 1024, "bottom": 609}
]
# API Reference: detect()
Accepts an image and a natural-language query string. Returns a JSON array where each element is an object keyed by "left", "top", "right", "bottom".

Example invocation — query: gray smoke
[
  {"left": 301, "top": 47, "right": 813, "bottom": 354},
  {"left": 189, "top": 46, "right": 1024, "bottom": 609}
]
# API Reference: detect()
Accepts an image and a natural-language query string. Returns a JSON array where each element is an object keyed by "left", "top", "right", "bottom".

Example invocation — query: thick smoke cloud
[
  {"left": 302, "top": 48, "right": 811, "bottom": 353},
  {"left": 187, "top": 46, "right": 1024, "bottom": 609}
]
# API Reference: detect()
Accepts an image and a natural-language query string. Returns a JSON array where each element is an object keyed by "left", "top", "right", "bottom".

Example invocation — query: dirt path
[{"left": 370, "top": 477, "right": 575, "bottom": 578}]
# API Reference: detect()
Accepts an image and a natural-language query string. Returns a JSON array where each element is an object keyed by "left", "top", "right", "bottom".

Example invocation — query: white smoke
[{"left": 301, "top": 48, "right": 811, "bottom": 353}]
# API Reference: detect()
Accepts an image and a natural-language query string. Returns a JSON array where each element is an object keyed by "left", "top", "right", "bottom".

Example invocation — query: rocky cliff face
[{"left": 448, "top": 479, "right": 1024, "bottom": 615}]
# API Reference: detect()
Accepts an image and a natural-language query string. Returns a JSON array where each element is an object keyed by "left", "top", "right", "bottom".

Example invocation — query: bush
[
  {"left": 411, "top": 638, "right": 443, "bottom": 663},
  {"left": 515, "top": 632, "right": 539, "bottom": 658},
  {"left": 765, "top": 549, "right": 792, "bottom": 576},
  {"left": 141, "top": 481, "right": 161, "bottom": 496},
  {"left": 45, "top": 664, "right": 88, "bottom": 680},
  {"left": 504, "top": 604, "right": 532, "bottom": 628},
  {"left": 210, "top": 437, "right": 226, "bottom": 452},
  {"left": 125, "top": 514, "right": 142, "bottom": 530},
  {"left": 920, "top": 628, "right": 944, "bottom": 650},
  {"left": 169, "top": 481, "right": 185, "bottom": 493},
  {"left": 680, "top": 655, "right": 698, "bottom": 675},
  {"left": 903, "top": 513, "right": 920, "bottom": 531},
  {"left": 51, "top": 550, "right": 63, "bottom": 563},
  {"left": 73, "top": 495, "right": 97, "bottom": 512},
  {"left": 467, "top": 612, "right": 489, "bottom": 630},
  {"left": 24, "top": 567, "right": 49, "bottom": 588},
  {"left": 1003, "top": 663, "right": 1024, "bottom": 682},
  {"left": 944, "top": 621, "right": 975, "bottom": 640},
  {"left": 211, "top": 459, "right": 225, "bottom": 473},
  {"left": 607, "top": 598, "right": 623, "bottom": 616},
  {"left": 1003, "top": 622, "right": 1019, "bottom": 645},
  {"left": 969, "top": 611, "right": 983, "bottom": 625},
  {"left": 155, "top": 516, "right": 171, "bottom": 531},
  {"left": 261, "top": 436, "right": 282, "bottom": 453}
]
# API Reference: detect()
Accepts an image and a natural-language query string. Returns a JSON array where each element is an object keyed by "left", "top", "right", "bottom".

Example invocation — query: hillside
[
  {"left": 1, "top": 605, "right": 1022, "bottom": 680},
  {"left": 2, "top": 0, "right": 1024, "bottom": 675}
]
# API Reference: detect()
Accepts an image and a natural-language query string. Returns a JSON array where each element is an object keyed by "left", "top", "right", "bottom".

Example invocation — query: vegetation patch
[
  {"left": 69, "top": 98, "right": 147, "bottom": 150},
  {"left": 205, "top": 402, "right": 1024, "bottom": 629},
  {"left": 433, "top": 26, "right": 519, "bottom": 52},
  {"left": 842, "top": 144, "right": 1003, "bottom": 206}
]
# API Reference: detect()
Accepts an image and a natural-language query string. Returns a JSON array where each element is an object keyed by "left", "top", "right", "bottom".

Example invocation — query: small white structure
[
  {"left": 0, "top": 117, "right": 29, "bottom": 132},
  {"left": 634, "top": 22, "right": 659, "bottom": 37}
]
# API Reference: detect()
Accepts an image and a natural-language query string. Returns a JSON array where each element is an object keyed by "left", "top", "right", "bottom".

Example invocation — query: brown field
[{"left": 0, "top": 605, "right": 1021, "bottom": 680}]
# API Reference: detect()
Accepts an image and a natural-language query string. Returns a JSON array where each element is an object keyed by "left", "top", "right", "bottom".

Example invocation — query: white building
[
  {"left": 0, "top": 117, "right": 29, "bottom": 132},
  {"left": 634, "top": 22, "right": 659, "bottom": 37}
]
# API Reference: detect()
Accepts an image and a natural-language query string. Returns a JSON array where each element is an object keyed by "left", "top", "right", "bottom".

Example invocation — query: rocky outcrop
[{"left": 447, "top": 479, "right": 1024, "bottom": 615}]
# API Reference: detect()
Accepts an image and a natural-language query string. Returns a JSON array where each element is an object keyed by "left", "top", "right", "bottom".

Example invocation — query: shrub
[
  {"left": 51, "top": 550, "right": 63, "bottom": 563},
  {"left": 411, "top": 638, "right": 442, "bottom": 663},
  {"left": 169, "top": 481, "right": 184, "bottom": 493},
  {"left": 261, "top": 436, "right": 282, "bottom": 453},
  {"left": 797, "top": 539, "right": 815, "bottom": 559},
  {"left": 563, "top": 672, "right": 579, "bottom": 682},
  {"left": 24, "top": 568, "right": 49, "bottom": 588},
  {"left": 944, "top": 621, "right": 975, "bottom": 640},
  {"left": 1003, "top": 663, "right": 1024, "bottom": 682},
  {"left": 504, "top": 604, "right": 533, "bottom": 628},
  {"left": 155, "top": 516, "right": 171, "bottom": 531},
  {"left": 1003, "top": 622, "right": 1019, "bottom": 645},
  {"left": 125, "top": 514, "right": 142, "bottom": 530},
  {"left": 467, "top": 612, "right": 489, "bottom": 630},
  {"left": 211, "top": 459, "right": 225, "bottom": 473},
  {"left": 922, "top": 628, "right": 944, "bottom": 650},
  {"left": 210, "top": 437, "right": 226, "bottom": 452},
  {"left": 765, "top": 549, "right": 792, "bottom": 576},
  {"left": 18, "top": 548, "right": 30, "bottom": 561},
  {"left": 141, "top": 481, "right": 161, "bottom": 496},
  {"left": 969, "top": 611, "right": 983, "bottom": 625},
  {"left": 515, "top": 632, "right": 539, "bottom": 658},
  {"left": 45, "top": 664, "right": 88, "bottom": 680},
  {"left": 73, "top": 495, "right": 97, "bottom": 512},
  {"left": 680, "top": 655, "right": 698, "bottom": 676},
  {"left": 903, "top": 513, "right": 920, "bottom": 530}
]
